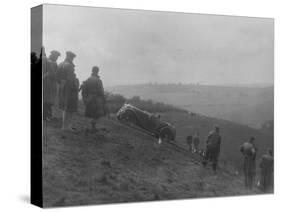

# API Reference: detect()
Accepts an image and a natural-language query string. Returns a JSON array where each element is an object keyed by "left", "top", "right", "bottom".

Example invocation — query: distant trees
[{"left": 105, "top": 93, "right": 185, "bottom": 114}]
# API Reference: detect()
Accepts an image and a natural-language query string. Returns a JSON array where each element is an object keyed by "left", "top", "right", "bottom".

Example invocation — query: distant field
[{"left": 107, "top": 84, "right": 273, "bottom": 128}]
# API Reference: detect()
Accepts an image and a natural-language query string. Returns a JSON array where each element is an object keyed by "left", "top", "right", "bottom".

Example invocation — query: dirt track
[{"left": 43, "top": 113, "right": 259, "bottom": 207}]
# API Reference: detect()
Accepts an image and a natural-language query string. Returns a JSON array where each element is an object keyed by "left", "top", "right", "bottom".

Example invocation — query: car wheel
[{"left": 159, "top": 128, "right": 173, "bottom": 143}]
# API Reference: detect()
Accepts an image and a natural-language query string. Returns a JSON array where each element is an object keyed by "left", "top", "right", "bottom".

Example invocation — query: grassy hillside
[
  {"left": 104, "top": 92, "right": 273, "bottom": 167},
  {"left": 159, "top": 112, "right": 273, "bottom": 168},
  {"left": 43, "top": 110, "right": 261, "bottom": 207},
  {"left": 106, "top": 84, "right": 273, "bottom": 128}
]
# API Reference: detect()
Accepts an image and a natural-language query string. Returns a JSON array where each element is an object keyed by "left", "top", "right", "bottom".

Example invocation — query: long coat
[
  {"left": 259, "top": 154, "right": 273, "bottom": 192},
  {"left": 206, "top": 131, "right": 221, "bottom": 162},
  {"left": 43, "top": 58, "right": 58, "bottom": 104},
  {"left": 57, "top": 60, "right": 79, "bottom": 112},
  {"left": 240, "top": 142, "right": 257, "bottom": 178},
  {"left": 82, "top": 75, "right": 105, "bottom": 119}
]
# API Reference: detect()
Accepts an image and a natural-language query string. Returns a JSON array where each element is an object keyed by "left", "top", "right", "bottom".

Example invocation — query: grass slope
[{"left": 42, "top": 110, "right": 261, "bottom": 207}]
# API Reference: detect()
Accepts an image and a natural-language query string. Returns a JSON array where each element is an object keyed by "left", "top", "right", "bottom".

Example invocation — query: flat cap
[
  {"left": 66, "top": 51, "right": 76, "bottom": 58},
  {"left": 92, "top": 66, "right": 99, "bottom": 73},
  {"left": 50, "top": 50, "right": 61, "bottom": 57}
]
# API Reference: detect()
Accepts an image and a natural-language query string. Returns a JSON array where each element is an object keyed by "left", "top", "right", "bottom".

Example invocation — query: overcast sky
[{"left": 43, "top": 4, "right": 274, "bottom": 87}]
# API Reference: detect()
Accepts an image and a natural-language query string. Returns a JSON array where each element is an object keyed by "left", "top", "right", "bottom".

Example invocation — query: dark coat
[
  {"left": 82, "top": 74, "right": 105, "bottom": 119},
  {"left": 43, "top": 58, "right": 58, "bottom": 104},
  {"left": 206, "top": 131, "right": 221, "bottom": 162},
  {"left": 240, "top": 142, "right": 257, "bottom": 176},
  {"left": 259, "top": 154, "right": 273, "bottom": 191},
  {"left": 57, "top": 60, "right": 79, "bottom": 112}
]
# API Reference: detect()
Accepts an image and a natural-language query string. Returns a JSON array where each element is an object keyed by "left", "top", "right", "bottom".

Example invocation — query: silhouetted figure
[
  {"left": 259, "top": 148, "right": 273, "bottom": 193},
  {"left": 240, "top": 137, "right": 257, "bottom": 189},
  {"left": 57, "top": 51, "right": 79, "bottom": 130},
  {"left": 82, "top": 66, "right": 106, "bottom": 133},
  {"left": 186, "top": 135, "right": 193, "bottom": 151},
  {"left": 202, "top": 125, "right": 221, "bottom": 173},
  {"left": 31, "top": 52, "right": 38, "bottom": 67},
  {"left": 43, "top": 50, "right": 60, "bottom": 121}
]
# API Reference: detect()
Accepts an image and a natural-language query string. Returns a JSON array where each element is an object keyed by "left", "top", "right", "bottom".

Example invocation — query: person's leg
[
  {"left": 248, "top": 173, "right": 253, "bottom": 189},
  {"left": 262, "top": 176, "right": 267, "bottom": 193},
  {"left": 90, "top": 118, "right": 98, "bottom": 133},
  {"left": 67, "top": 112, "right": 73, "bottom": 129},
  {"left": 212, "top": 162, "right": 217, "bottom": 173},
  {"left": 194, "top": 144, "right": 198, "bottom": 153},
  {"left": 212, "top": 155, "right": 218, "bottom": 173},
  {"left": 62, "top": 110, "right": 66, "bottom": 130},
  {"left": 202, "top": 149, "right": 209, "bottom": 167},
  {"left": 244, "top": 172, "right": 248, "bottom": 188},
  {"left": 62, "top": 111, "right": 74, "bottom": 130}
]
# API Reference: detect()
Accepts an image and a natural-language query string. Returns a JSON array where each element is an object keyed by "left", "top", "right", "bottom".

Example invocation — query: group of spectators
[
  {"left": 31, "top": 47, "right": 273, "bottom": 193},
  {"left": 31, "top": 47, "right": 106, "bottom": 132},
  {"left": 186, "top": 126, "right": 273, "bottom": 193}
]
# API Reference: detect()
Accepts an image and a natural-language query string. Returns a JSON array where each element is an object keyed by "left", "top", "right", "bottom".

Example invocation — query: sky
[{"left": 42, "top": 4, "right": 274, "bottom": 87}]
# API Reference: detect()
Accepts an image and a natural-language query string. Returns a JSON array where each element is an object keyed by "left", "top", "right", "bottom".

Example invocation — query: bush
[{"left": 106, "top": 93, "right": 185, "bottom": 114}]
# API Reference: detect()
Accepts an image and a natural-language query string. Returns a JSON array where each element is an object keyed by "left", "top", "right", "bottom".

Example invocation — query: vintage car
[{"left": 116, "top": 103, "right": 176, "bottom": 143}]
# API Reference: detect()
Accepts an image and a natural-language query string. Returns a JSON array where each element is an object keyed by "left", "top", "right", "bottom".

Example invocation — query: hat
[
  {"left": 50, "top": 50, "right": 61, "bottom": 57},
  {"left": 66, "top": 51, "right": 76, "bottom": 58},
  {"left": 92, "top": 66, "right": 99, "bottom": 73}
]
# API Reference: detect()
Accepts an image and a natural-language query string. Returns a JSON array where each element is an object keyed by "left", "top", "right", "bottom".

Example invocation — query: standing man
[
  {"left": 193, "top": 132, "right": 200, "bottom": 153},
  {"left": 202, "top": 125, "right": 222, "bottom": 173},
  {"left": 186, "top": 135, "right": 193, "bottom": 152},
  {"left": 259, "top": 148, "right": 273, "bottom": 193},
  {"left": 81, "top": 66, "right": 106, "bottom": 133},
  {"left": 57, "top": 51, "right": 79, "bottom": 130},
  {"left": 43, "top": 50, "right": 60, "bottom": 120},
  {"left": 240, "top": 137, "right": 257, "bottom": 189}
]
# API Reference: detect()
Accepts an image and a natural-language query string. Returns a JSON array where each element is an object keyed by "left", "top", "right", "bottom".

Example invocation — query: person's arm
[
  {"left": 99, "top": 79, "right": 105, "bottom": 97},
  {"left": 217, "top": 136, "right": 221, "bottom": 154}
]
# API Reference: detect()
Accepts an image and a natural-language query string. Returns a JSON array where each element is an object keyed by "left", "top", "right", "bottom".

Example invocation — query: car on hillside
[{"left": 116, "top": 103, "right": 176, "bottom": 143}]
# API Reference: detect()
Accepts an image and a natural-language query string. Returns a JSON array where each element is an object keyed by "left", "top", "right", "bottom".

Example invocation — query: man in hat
[
  {"left": 57, "top": 51, "right": 79, "bottom": 130},
  {"left": 240, "top": 136, "right": 257, "bottom": 189},
  {"left": 81, "top": 66, "right": 106, "bottom": 133},
  {"left": 259, "top": 148, "right": 273, "bottom": 193},
  {"left": 43, "top": 50, "right": 61, "bottom": 120},
  {"left": 202, "top": 125, "right": 222, "bottom": 173}
]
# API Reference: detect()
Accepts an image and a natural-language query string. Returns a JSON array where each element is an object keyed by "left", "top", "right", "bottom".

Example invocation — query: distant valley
[{"left": 106, "top": 83, "right": 273, "bottom": 129}]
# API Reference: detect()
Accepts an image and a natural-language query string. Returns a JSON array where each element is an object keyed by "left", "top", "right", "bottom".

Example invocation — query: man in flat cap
[
  {"left": 240, "top": 136, "right": 257, "bottom": 189},
  {"left": 81, "top": 66, "right": 106, "bottom": 133},
  {"left": 57, "top": 51, "right": 79, "bottom": 130},
  {"left": 43, "top": 50, "right": 61, "bottom": 121},
  {"left": 202, "top": 125, "right": 222, "bottom": 173}
]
